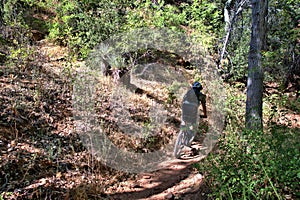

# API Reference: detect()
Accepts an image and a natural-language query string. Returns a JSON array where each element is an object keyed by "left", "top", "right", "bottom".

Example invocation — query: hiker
[
  {"left": 174, "top": 81, "right": 207, "bottom": 158},
  {"left": 182, "top": 81, "right": 207, "bottom": 144}
]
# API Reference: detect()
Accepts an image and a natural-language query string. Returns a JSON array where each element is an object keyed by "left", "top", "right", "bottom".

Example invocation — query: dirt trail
[{"left": 105, "top": 147, "right": 210, "bottom": 200}]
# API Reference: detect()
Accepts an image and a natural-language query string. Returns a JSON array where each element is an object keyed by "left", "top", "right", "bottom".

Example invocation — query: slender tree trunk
[
  {"left": 245, "top": 0, "right": 267, "bottom": 130},
  {"left": 219, "top": 0, "right": 248, "bottom": 68}
]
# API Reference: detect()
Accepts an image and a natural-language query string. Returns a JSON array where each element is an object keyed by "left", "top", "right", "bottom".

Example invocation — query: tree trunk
[{"left": 245, "top": 0, "right": 268, "bottom": 130}]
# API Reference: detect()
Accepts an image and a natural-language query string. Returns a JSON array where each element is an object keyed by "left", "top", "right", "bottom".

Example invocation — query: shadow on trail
[{"left": 107, "top": 156, "right": 205, "bottom": 200}]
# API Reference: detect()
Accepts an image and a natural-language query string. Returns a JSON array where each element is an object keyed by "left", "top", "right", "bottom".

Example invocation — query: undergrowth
[{"left": 195, "top": 83, "right": 300, "bottom": 199}]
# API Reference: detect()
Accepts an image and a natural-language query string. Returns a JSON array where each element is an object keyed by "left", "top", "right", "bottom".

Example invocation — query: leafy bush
[
  {"left": 0, "top": 0, "right": 223, "bottom": 60},
  {"left": 0, "top": 0, "right": 33, "bottom": 66},
  {"left": 187, "top": 0, "right": 223, "bottom": 32},
  {"left": 124, "top": 0, "right": 223, "bottom": 48},
  {"left": 264, "top": 0, "right": 300, "bottom": 85},
  {"left": 197, "top": 126, "right": 299, "bottom": 199},
  {"left": 48, "top": 0, "right": 130, "bottom": 59},
  {"left": 124, "top": 0, "right": 187, "bottom": 31},
  {"left": 196, "top": 84, "right": 300, "bottom": 199}
]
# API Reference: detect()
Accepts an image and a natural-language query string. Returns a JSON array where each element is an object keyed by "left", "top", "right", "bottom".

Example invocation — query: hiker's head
[{"left": 192, "top": 81, "right": 203, "bottom": 91}]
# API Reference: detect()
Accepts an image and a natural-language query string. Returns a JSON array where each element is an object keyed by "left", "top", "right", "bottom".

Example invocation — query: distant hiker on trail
[{"left": 174, "top": 81, "right": 207, "bottom": 158}]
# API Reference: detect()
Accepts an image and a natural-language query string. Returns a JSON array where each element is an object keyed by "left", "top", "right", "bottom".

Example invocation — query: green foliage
[
  {"left": 197, "top": 84, "right": 300, "bottom": 199},
  {"left": 220, "top": 6, "right": 252, "bottom": 82},
  {"left": 8, "top": 46, "right": 32, "bottom": 65},
  {"left": 124, "top": 0, "right": 187, "bottom": 31},
  {"left": 2, "top": 0, "right": 26, "bottom": 26},
  {"left": 0, "top": 0, "right": 35, "bottom": 66},
  {"left": 0, "top": 192, "right": 13, "bottom": 200},
  {"left": 48, "top": 0, "right": 130, "bottom": 59},
  {"left": 187, "top": 0, "right": 223, "bottom": 32},
  {"left": 263, "top": 0, "right": 300, "bottom": 83},
  {"left": 184, "top": 0, "right": 223, "bottom": 47},
  {"left": 1, "top": 0, "right": 225, "bottom": 60},
  {"left": 224, "top": 84, "right": 246, "bottom": 128},
  {"left": 123, "top": 0, "right": 223, "bottom": 47},
  {"left": 197, "top": 126, "right": 299, "bottom": 199},
  {"left": 221, "top": 0, "right": 299, "bottom": 83}
]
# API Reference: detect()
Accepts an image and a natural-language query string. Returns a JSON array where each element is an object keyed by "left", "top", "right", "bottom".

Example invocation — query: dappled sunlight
[{"left": 0, "top": 0, "right": 298, "bottom": 199}]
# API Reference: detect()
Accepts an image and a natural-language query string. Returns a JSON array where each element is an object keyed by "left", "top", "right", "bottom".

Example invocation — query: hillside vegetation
[{"left": 0, "top": 0, "right": 299, "bottom": 199}]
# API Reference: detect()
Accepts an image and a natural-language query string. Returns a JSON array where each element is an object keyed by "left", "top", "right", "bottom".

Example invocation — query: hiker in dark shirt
[{"left": 180, "top": 81, "right": 207, "bottom": 148}]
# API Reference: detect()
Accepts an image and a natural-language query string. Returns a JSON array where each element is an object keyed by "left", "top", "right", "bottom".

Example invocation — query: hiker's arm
[{"left": 199, "top": 93, "right": 207, "bottom": 118}]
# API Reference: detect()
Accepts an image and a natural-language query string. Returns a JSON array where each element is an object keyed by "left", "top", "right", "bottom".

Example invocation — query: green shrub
[
  {"left": 0, "top": 0, "right": 34, "bottom": 66},
  {"left": 124, "top": 0, "right": 187, "bottom": 31},
  {"left": 197, "top": 127, "right": 299, "bottom": 199},
  {"left": 48, "top": 0, "right": 130, "bottom": 59},
  {"left": 196, "top": 85, "right": 300, "bottom": 199}
]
